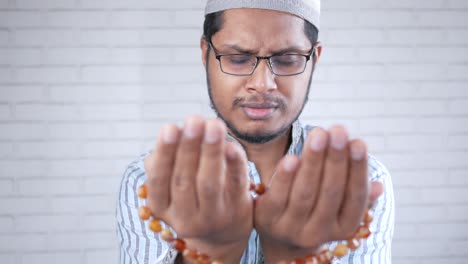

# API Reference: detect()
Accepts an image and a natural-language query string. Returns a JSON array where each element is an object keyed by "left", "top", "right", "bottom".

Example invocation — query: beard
[{"left": 205, "top": 56, "right": 315, "bottom": 144}]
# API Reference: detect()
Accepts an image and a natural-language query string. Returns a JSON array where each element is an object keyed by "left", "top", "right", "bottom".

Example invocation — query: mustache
[{"left": 232, "top": 94, "right": 286, "bottom": 110}]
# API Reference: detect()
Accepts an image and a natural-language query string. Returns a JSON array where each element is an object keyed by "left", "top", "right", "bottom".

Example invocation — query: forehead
[{"left": 212, "top": 8, "right": 310, "bottom": 51}]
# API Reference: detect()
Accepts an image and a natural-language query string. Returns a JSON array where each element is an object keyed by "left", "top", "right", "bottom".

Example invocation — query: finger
[
  {"left": 224, "top": 141, "right": 249, "bottom": 207},
  {"left": 338, "top": 139, "right": 369, "bottom": 237},
  {"left": 368, "top": 181, "right": 384, "bottom": 209},
  {"left": 171, "top": 116, "right": 205, "bottom": 216},
  {"left": 311, "top": 125, "right": 349, "bottom": 228},
  {"left": 145, "top": 124, "right": 181, "bottom": 216},
  {"left": 284, "top": 128, "right": 328, "bottom": 223},
  {"left": 260, "top": 155, "right": 300, "bottom": 227},
  {"left": 197, "top": 119, "right": 226, "bottom": 215}
]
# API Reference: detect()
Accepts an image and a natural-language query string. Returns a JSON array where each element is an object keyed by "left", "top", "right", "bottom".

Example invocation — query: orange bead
[
  {"left": 137, "top": 184, "right": 148, "bottom": 199},
  {"left": 183, "top": 249, "right": 198, "bottom": 260},
  {"left": 356, "top": 226, "right": 371, "bottom": 239},
  {"left": 173, "top": 239, "right": 186, "bottom": 252},
  {"left": 363, "top": 210, "right": 373, "bottom": 225},
  {"left": 333, "top": 243, "right": 349, "bottom": 257},
  {"left": 255, "top": 183, "right": 266, "bottom": 195},
  {"left": 292, "top": 258, "right": 306, "bottom": 264},
  {"left": 197, "top": 253, "right": 211, "bottom": 264},
  {"left": 138, "top": 206, "right": 151, "bottom": 220},
  {"left": 318, "top": 250, "right": 333, "bottom": 263},
  {"left": 347, "top": 238, "right": 361, "bottom": 250},
  {"left": 160, "top": 229, "right": 174, "bottom": 242},
  {"left": 148, "top": 219, "right": 162, "bottom": 232},
  {"left": 249, "top": 182, "right": 256, "bottom": 191}
]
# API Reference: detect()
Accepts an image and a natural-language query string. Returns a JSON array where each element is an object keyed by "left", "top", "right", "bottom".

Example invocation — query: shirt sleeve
[
  {"left": 338, "top": 155, "right": 395, "bottom": 264},
  {"left": 116, "top": 156, "right": 179, "bottom": 264}
]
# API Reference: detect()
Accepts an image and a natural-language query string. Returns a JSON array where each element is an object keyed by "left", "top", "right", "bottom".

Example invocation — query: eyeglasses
[{"left": 209, "top": 41, "right": 315, "bottom": 76}]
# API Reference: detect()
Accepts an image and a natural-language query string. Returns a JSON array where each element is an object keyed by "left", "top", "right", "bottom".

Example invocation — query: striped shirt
[{"left": 116, "top": 120, "right": 395, "bottom": 264}]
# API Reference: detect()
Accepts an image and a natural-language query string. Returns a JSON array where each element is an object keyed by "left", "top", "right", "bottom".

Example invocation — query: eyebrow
[{"left": 217, "top": 43, "right": 312, "bottom": 55}]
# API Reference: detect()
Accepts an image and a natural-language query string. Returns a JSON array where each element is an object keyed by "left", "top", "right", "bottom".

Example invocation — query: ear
[
  {"left": 313, "top": 41, "right": 322, "bottom": 65},
  {"left": 200, "top": 37, "right": 209, "bottom": 67}
]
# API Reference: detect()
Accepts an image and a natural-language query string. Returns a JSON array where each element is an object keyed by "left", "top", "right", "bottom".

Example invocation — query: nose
[{"left": 245, "top": 59, "right": 278, "bottom": 93}]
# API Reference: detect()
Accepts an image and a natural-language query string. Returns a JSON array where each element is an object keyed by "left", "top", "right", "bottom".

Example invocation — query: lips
[{"left": 241, "top": 103, "right": 277, "bottom": 120}]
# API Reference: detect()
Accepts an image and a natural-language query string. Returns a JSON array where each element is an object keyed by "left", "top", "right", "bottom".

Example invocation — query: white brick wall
[{"left": 0, "top": 0, "right": 467, "bottom": 263}]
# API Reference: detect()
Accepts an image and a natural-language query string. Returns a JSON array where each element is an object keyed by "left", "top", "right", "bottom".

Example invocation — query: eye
[
  {"left": 272, "top": 55, "right": 302, "bottom": 67},
  {"left": 225, "top": 55, "right": 253, "bottom": 65}
]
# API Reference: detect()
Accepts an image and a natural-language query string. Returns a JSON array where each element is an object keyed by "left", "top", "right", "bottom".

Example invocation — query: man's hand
[
  {"left": 144, "top": 116, "right": 253, "bottom": 263},
  {"left": 254, "top": 125, "right": 384, "bottom": 263}
]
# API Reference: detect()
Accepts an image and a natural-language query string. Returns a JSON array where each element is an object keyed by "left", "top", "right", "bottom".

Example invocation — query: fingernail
[
  {"left": 204, "top": 121, "right": 221, "bottom": 144},
  {"left": 162, "top": 125, "right": 177, "bottom": 144},
  {"left": 310, "top": 129, "right": 326, "bottom": 152},
  {"left": 351, "top": 143, "right": 365, "bottom": 161},
  {"left": 283, "top": 156, "right": 299, "bottom": 172},
  {"left": 184, "top": 117, "right": 201, "bottom": 139},
  {"left": 226, "top": 143, "right": 238, "bottom": 160},
  {"left": 330, "top": 128, "right": 347, "bottom": 150}
]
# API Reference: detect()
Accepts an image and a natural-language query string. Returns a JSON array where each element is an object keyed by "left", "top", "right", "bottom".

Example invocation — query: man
[{"left": 116, "top": 0, "right": 394, "bottom": 263}]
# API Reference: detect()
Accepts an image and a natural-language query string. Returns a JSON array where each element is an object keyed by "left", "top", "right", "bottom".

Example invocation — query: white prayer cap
[{"left": 205, "top": 0, "right": 321, "bottom": 30}]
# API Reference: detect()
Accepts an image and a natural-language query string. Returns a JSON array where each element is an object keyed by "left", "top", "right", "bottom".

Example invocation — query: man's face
[{"left": 201, "top": 9, "right": 321, "bottom": 144}]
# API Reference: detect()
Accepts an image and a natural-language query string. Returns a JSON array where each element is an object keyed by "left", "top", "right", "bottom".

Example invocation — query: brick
[
  {"left": 14, "top": 29, "right": 79, "bottom": 47},
  {"left": 357, "top": 11, "right": 415, "bottom": 27},
  {"left": 0, "top": 216, "right": 13, "bottom": 232},
  {"left": 21, "top": 252, "right": 81, "bottom": 264},
  {"left": 141, "top": 65, "right": 205, "bottom": 83},
  {"left": 393, "top": 223, "right": 418, "bottom": 239},
  {"left": 83, "top": 177, "right": 121, "bottom": 194},
  {"left": 82, "top": 140, "right": 143, "bottom": 158},
  {"left": 303, "top": 100, "right": 385, "bottom": 117},
  {"left": 0, "top": 67, "right": 12, "bottom": 83},
  {"left": 415, "top": 117, "right": 468, "bottom": 133},
  {"left": 380, "top": 151, "right": 468, "bottom": 169},
  {"left": 358, "top": 47, "right": 415, "bottom": 63},
  {"left": 48, "top": 159, "right": 128, "bottom": 177},
  {"left": 386, "top": 135, "right": 445, "bottom": 150},
  {"left": 418, "top": 223, "right": 468, "bottom": 239},
  {"left": 141, "top": 29, "right": 202, "bottom": 46},
  {"left": 49, "top": 85, "right": 141, "bottom": 102},
  {"left": 0, "top": 160, "right": 48, "bottom": 178},
  {"left": 50, "top": 195, "right": 115, "bottom": 214},
  {"left": 0, "top": 197, "right": 49, "bottom": 214},
  {"left": 0, "top": 234, "right": 47, "bottom": 251},
  {"left": 174, "top": 47, "right": 202, "bottom": 64},
  {"left": 15, "top": 103, "right": 80, "bottom": 121},
  {"left": 174, "top": 10, "right": 204, "bottom": 27},
  {"left": 110, "top": 47, "right": 172, "bottom": 64},
  {"left": 0, "top": 142, "right": 13, "bottom": 157},
  {"left": 418, "top": 11, "right": 468, "bottom": 27},
  {"left": 0, "top": 104, "right": 11, "bottom": 120},
  {"left": 108, "top": 121, "right": 144, "bottom": 139},
  {"left": 0, "top": 30, "right": 9, "bottom": 46},
  {"left": 386, "top": 64, "right": 446, "bottom": 81},
  {"left": 143, "top": 102, "right": 204, "bottom": 120},
  {"left": 393, "top": 187, "right": 421, "bottom": 205},
  {"left": 0, "top": 254, "right": 15, "bottom": 264},
  {"left": 421, "top": 187, "right": 468, "bottom": 203},
  {"left": 393, "top": 241, "right": 448, "bottom": 257},
  {"left": 449, "top": 0, "right": 468, "bottom": 7},
  {"left": 320, "top": 47, "right": 356, "bottom": 63},
  {"left": 320, "top": 11, "right": 355, "bottom": 28},
  {"left": 448, "top": 205, "right": 468, "bottom": 220},
  {"left": 45, "top": 47, "right": 110, "bottom": 65},
  {"left": 307, "top": 82, "right": 355, "bottom": 99},
  {"left": 416, "top": 47, "right": 468, "bottom": 63},
  {"left": 449, "top": 170, "right": 468, "bottom": 185},
  {"left": 82, "top": 104, "right": 140, "bottom": 121},
  {"left": 14, "top": 141, "right": 83, "bottom": 159},
  {"left": 447, "top": 30, "right": 468, "bottom": 44},
  {"left": 46, "top": 11, "right": 109, "bottom": 28},
  {"left": 16, "top": 67, "right": 79, "bottom": 83},
  {"left": 398, "top": 205, "right": 447, "bottom": 223},
  {"left": 0, "top": 85, "right": 44, "bottom": 101},
  {"left": 321, "top": 64, "right": 385, "bottom": 81},
  {"left": 392, "top": 170, "right": 447, "bottom": 187},
  {"left": 0, "top": 0, "right": 10, "bottom": 8},
  {"left": 81, "top": 66, "right": 140, "bottom": 83},
  {"left": 0, "top": 123, "right": 47, "bottom": 140},
  {"left": 47, "top": 122, "right": 112, "bottom": 140},
  {"left": 420, "top": 82, "right": 468, "bottom": 98},
  {"left": 16, "top": 215, "right": 80, "bottom": 232},
  {"left": 448, "top": 65, "right": 468, "bottom": 80},
  {"left": 414, "top": 258, "right": 467, "bottom": 264},
  {"left": 323, "top": 29, "right": 385, "bottom": 46},
  {"left": 85, "top": 249, "right": 118, "bottom": 264},
  {"left": 0, "top": 11, "right": 43, "bottom": 27},
  {"left": 110, "top": 11, "right": 173, "bottom": 28},
  {"left": 0, "top": 179, "right": 13, "bottom": 196},
  {"left": 79, "top": 0, "right": 202, "bottom": 9},
  {"left": 448, "top": 135, "right": 468, "bottom": 150},
  {"left": 362, "top": 135, "right": 386, "bottom": 152},
  {"left": 388, "top": 29, "right": 445, "bottom": 45},
  {"left": 449, "top": 100, "right": 468, "bottom": 114},
  {"left": 359, "top": 118, "right": 415, "bottom": 134},
  {"left": 18, "top": 178, "right": 81, "bottom": 195},
  {"left": 355, "top": 82, "right": 418, "bottom": 99},
  {"left": 0, "top": 48, "right": 42, "bottom": 65},
  {"left": 48, "top": 232, "right": 115, "bottom": 250},
  {"left": 82, "top": 213, "right": 115, "bottom": 230},
  {"left": 79, "top": 29, "right": 140, "bottom": 46}
]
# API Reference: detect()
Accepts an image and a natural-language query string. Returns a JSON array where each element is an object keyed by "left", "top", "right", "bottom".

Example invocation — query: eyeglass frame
[{"left": 208, "top": 41, "right": 317, "bottom": 77}]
